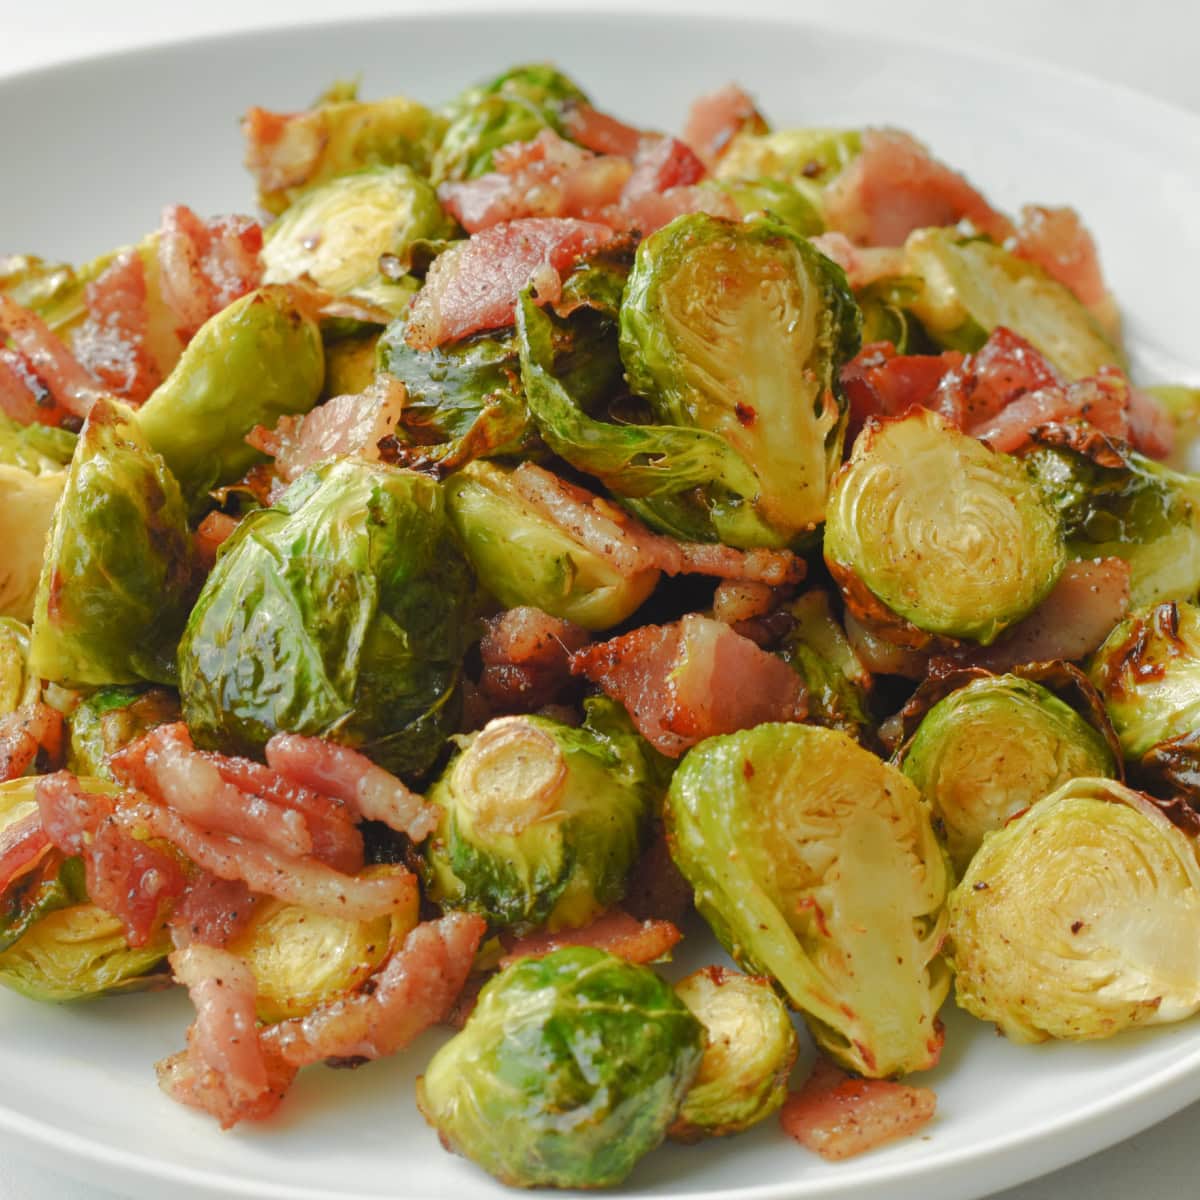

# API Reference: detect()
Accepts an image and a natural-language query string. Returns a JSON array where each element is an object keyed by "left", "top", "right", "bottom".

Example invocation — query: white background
[{"left": 0, "top": 1, "right": 1197, "bottom": 1197}]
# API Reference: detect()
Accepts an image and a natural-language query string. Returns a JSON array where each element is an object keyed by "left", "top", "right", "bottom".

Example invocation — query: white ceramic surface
[{"left": 2, "top": 10, "right": 1200, "bottom": 1200}]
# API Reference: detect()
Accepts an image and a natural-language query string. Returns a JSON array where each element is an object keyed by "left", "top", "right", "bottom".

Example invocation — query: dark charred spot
[
  {"left": 1070, "top": 920, "right": 1084, "bottom": 934},
  {"left": 801, "top": 159, "right": 824, "bottom": 179},
  {"left": 734, "top": 402, "right": 757, "bottom": 427},
  {"left": 972, "top": 881, "right": 989, "bottom": 891},
  {"left": 742, "top": 759, "right": 755, "bottom": 780}
]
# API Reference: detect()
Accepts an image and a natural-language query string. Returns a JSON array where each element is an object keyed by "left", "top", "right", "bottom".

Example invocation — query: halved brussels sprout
[
  {"left": 136, "top": 285, "right": 324, "bottom": 510},
  {"left": 1027, "top": 441, "right": 1200, "bottom": 609},
  {"left": 900, "top": 675, "right": 1117, "bottom": 872},
  {"left": 226, "top": 866, "right": 418, "bottom": 1023},
  {"left": 619, "top": 213, "right": 860, "bottom": 539},
  {"left": 948, "top": 776, "right": 1200, "bottom": 1042},
  {"left": 444, "top": 462, "right": 659, "bottom": 630},
  {"left": 0, "top": 619, "right": 36, "bottom": 717},
  {"left": 778, "top": 590, "right": 872, "bottom": 737},
  {"left": 178, "top": 459, "right": 476, "bottom": 777},
  {"left": 714, "top": 127, "right": 863, "bottom": 209},
  {"left": 706, "top": 178, "right": 824, "bottom": 237},
  {"left": 670, "top": 967, "right": 798, "bottom": 1142},
  {"left": 423, "top": 701, "right": 655, "bottom": 932},
  {"left": 248, "top": 94, "right": 447, "bottom": 215},
  {"left": 262, "top": 166, "right": 455, "bottom": 317},
  {"left": 667, "top": 723, "right": 950, "bottom": 1078},
  {"left": 1089, "top": 601, "right": 1200, "bottom": 758},
  {"left": 0, "top": 464, "right": 66, "bottom": 622},
  {"left": 904, "top": 228, "right": 1124, "bottom": 378},
  {"left": 67, "top": 686, "right": 181, "bottom": 781},
  {"left": 417, "top": 946, "right": 704, "bottom": 1189},
  {"left": 29, "top": 399, "right": 196, "bottom": 686},
  {"left": 824, "top": 408, "right": 1066, "bottom": 644}
]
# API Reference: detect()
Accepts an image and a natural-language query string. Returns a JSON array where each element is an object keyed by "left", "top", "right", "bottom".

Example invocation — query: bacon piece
[
  {"left": 499, "top": 908, "right": 681, "bottom": 969},
  {"left": 261, "top": 913, "right": 486, "bottom": 1067},
  {"left": 571, "top": 613, "right": 806, "bottom": 757},
  {"left": 780, "top": 1057, "right": 937, "bottom": 1160},
  {"left": 111, "top": 724, "right": 313, "bottom": 860},
  {"left": 933, "top": 327, "right": 1061, "bottom": 427},
  {"left": 683, "top": 84, "right": 765, "bottom": 167},
  {"left": 624, "top": 136, "right": 706, "bottom": 195},
  {"left": 478, "top": 607, "right": 590, "bottom": 713},
  {"left": 157, "top": 1043, "right": 294, "bottom": 1130},
  {"left": 200, "top": 214, "right": 264, "bottom": 311},
  {"left": 1128, "top": 387, "right": 1176, "bottom": 461},
  {"left": 169, "top": 873, "right": 261, "bottom": 950},
  {"left": 841, "top": 343, "right": 962, "bottom": 444},
  {"left": 616, "top": 137, "right": 736, "bottom": 236},
  {"left": 824, "top": 129, "right": 1013, "bottom": 248},
  {"left": 246, "top": 378, "right": 406, "bottom": 484},
  {"left": 0, "top": 810, "right": 52, "bottom": 893},
  {"left": 0, "top": 703, "right": 64, "bottom": 782},
  {"left": 0, "top": 293, "right": 107, "bottom": 420},
  {"left": 973, "top": 371, "right": 1131, "bottom": 454},
  {"left": 0, "top": 347, "right": 74, "bottom": 427},
  {"left": 962, "top": 558, "right": 1131, "bottom": 672},
  {"left": 562, "top": 103, "right": 645, "bottom": 158},
  {"left": 242, "top": 105, "right": 319, "bottom": 196},
  {"left": 264, "top": 735, "right": 439, "bottom": 842},
  {"left": 405, "top": 218, "right": 616, "bottom": 350},
  {"left": 194, "top": 512, "right": 240, "bottom": 570}
]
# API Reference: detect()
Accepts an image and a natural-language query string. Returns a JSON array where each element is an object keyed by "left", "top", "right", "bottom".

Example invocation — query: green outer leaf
[
  {"left": 416, "top": 947, "right": 703, "bottom": 1189},
  {"left": 0, "top": 415, "right": 77, "bottom": 474}
]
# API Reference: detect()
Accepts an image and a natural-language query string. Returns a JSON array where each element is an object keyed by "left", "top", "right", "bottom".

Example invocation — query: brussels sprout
[
  {"left": 262, "top": 166, "right": 455, "bottom": 318},
  {"left": 322, "top": 330, "right": 381, "bottom": 400},
  {"left": 1145, "top": 384, "right": 1200, "bottom": 472},
  {"left": 0, "top": 619, "right": 36, "bottom": 718},
  {"left": 948, "top": 776, "right": 1200, "bottom": 1042},
  {"left": 0, "top": 464, "right": 66, "bottom": 622},
  {"left": 423, "top": 701, "right": 656, "bottom": 931},
  {"left": 856, "top": 276, "right": 926, "bottom": 354},
  {"left": 178, "top": 459, "right": 476, "bottom": 776},
  {"left": 1026, "top": 441, "right": 1200, "bottom": 609},
  {"left": 433, "top": 64, "right": 589, "bottom": 184},
  {"left": 619, "top": 213, "right": 860, "bottom": 540},
  {"left": 1089, "top": 601, "right": 1200, "bottom": 758},
  {"left": 667, "top": 723, "right": 950, "bottom": 1077},
  {"left": 250, "top": 94, "right": 447, "bottom": 215},
  {"left": 135, "top": 285, "right": 324, "bottom": 510},
  {"left": 0, "top": 251, "right": 111, "bottom": 340},
  {"left": 706, "top": 178, "right": 824, "bottom": 237},
  {"left": 900, "top": 675, "right": 1117, "bottom": 872},
  {"left": 715, "top": 127, "right": 863, "bottom": 209},
  {"left": 778, "top": 590, "right": 872, "bottom": 737},
  {"left": 670, "top": 967, "right": 798, "bottom": 1142},
  {"left": 226, "top": 867, "right": 418, "bottom": 1022},
  {"left": 28, "top": 399, "right": 196, "bottom": 686},
  {"left": 416, "top": 946, "right": 704, "bottom": 1188},
  {"left": 824, "top": 408, "right": 1066, "bottom": 645},
  {"left": 903, "top": 228, "right": 1124, "bottom": 378},
  {"left": 0, "top": 414, "right": 76, "bottom": 473},
  {"left": 444, "top": 462, "right": 659, "bottom": 630},
  {"left": 67, "top": 686, "right": 181, "bottom": 780}
]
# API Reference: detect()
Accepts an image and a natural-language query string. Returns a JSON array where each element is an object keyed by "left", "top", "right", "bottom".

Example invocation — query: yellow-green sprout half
[{"left": 948, "top": 777, "right": 1200, "bottom": 1042}]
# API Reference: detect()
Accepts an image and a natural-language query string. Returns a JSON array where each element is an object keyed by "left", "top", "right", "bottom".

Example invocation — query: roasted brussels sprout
[
  {"left": 226, "top": 867, "right": 418, "bottom": 1022},
  {"left": 0, "top": 619, "right": 36, "bottom": 717},
  {"left": 178, "top": 459, "right": 476, "bottom": 777},
  {"left": 136, "top": 285, "right": 324, "bottom": 510},
  {"left": 714, "top": 127, "right": 862, "bottom": 209},
  {"left": 444, "top": 462, "right": 659, "bottom": 630},
  {"left": 423, "top": 701, "right": 655, "bottom": 931},
  {"left": 417, "top": 946, "right": 704, "bottom": 1188},
  {"left": 1027, "top": 441, "right": 1200, "bottom": 609},
  {"left": 900, "top": 675, "right": 1117, "bottom": 872},
  {"left": 322, "top": 331, "right": 382, "bottom": 400},
  {"left": 778, "top": 590, "right": 872, "bottom": 737},
  {"left": 667, "top": 723, "right": 950, "bottom": 1078},
  {"left": 0, "top": 463, "right": 66, "bottom": 622},
  {"left": 67, "top": 686, "right": 181, "bottom": 781},
  {"left": 670, "top": 967, "right": 798, "bottom": 1142},
  {"left": 619, "top": 213, "right": 860, "bottom": 540},
  {"left": 262, "top": 166, "right": 455, "bottom": 317},
  {"left": 904, "top": 228, "right": 1124, "bottom": 378},
  {"left": 28, "top": 399, "right": 197, "bottom": 686},
  {"left": 707, "top": 178, "right": 824, "bottom": 237},
  {"left": 824, "top": 408, "right": 1066, "bottom": 645},
  {"left": 248, "top": 94, "right": 447, "bottom": 215},
  {"left": 948, "top": 776, "right": 1200, "bottom": 1042},
  {"left": 1089, "top": 601, "right": 1200, "bottom": 758}
]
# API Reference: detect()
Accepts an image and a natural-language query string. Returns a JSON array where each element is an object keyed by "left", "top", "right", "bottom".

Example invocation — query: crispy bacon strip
[
  {"left": 169, "top": 873, "right": 261, "bottom": 950},
  {"left": 479, "top": 607, "right": 590, "bottom": 713},
  {"left": 264, "top": 734, "right": 439, "bottom": 842},
  {"left": 262, "top": 913, "right": 486, "bottom": 1067},
  {"left": 0, "top": 703, "right": 64, "bottom": 783},
  {"left": 561, "top": 103, "right": 645, "bottom": 157},
  {"left": 682, "top": 83, "right": 766, "bottom": 167},
  {"left": 194, "top": 512, "right": 240, "bottom": 571},
  {"left": 499, "top": 909, "right": 681, "bottom": 969},
  {"left": 0, "top": 810, "right": 52, "bottom": 893},
  {"left": 780, "top": 1057, "right": 937, "bottom": 1160}
]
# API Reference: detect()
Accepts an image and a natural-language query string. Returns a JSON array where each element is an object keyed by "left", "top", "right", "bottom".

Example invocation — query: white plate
[{"left": 2, "top": 10, "right": 1200, "bottom": 1200}]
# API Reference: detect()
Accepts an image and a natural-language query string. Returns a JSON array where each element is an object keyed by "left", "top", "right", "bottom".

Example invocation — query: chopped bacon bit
[
  {"left": 0, "top": 810, "right": 52, "bottom": 894},
  {"left": 561, "top": 102, "right": 645, "bottom": 158},
  {"left": 405, "top": 218, "right": 616, "bottom": 350},
  {"left": 571, "top": 613, "right": 806, "bottom": 757},
  {"left": 682, "top": 84, "right": 766, "bottom": 167},
  {"left": 933, "top": 327, "right": 1062, "bottom": 429},
  {"left": 499, "top": 908, "right": 682, "bottom": 969},
  {"left": 0, "top": 703, "right": 64, "bottom": 782},
  {"left": 157, "top": 1043, "right": 295, "bottom": 1130},
  {"left": 0, "top": 346, "right": 74, "bottom": 427},
  {"left": 247, "top": 378, "right": 406, "bottom": 484},
  {"left": 112, "top": 724, "right": 314, "bottom": 860},
  {"left": 478, "top": 607, "right": 591, "bottom": 713},
  {"left": 1128, "top": 387, "right": 1176, "bottom": 461},
  {"left": 241, "top": 105, "right": 319, "bottom": 195},
  {"left": 841, "top": 342, "right": 963, "bottom": 444},
  {"left": 780, "top": 1056, "right": 937, "bottom": 1160},
  {"left": 264, "top": 734, "right": 439, "bottom": 842},
  {"left": 624, "top": 136, "right": 706, "bottom": 196},
  {"left": 194, "top": 512, "right": 239, "bottom": 570},
  {"left": 169, "top": 873, "right": 261, "bottom": 950},
  {"left": 824, "top": 128, "right": 1013, "bottom": 247},
  {"left": 974, "top": 371, "right": 1131, "bottom": 454},
  {"left": 262, "top": 913, "right": 486, "bottom": 1067}
]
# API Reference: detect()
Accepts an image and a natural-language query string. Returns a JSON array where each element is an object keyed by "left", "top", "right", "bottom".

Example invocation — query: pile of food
[{"left": 2, "top": 61, "right": 1200, "bottom": 1189}]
